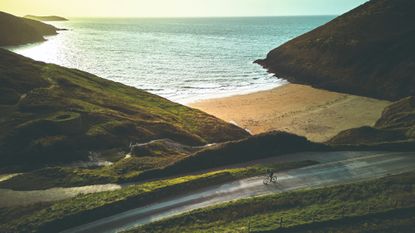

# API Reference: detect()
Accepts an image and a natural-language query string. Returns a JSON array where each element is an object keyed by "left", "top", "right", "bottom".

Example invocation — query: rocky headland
[
  {"left": 0, "top": 11, "right": 62, "bottom": 46},
  {"left": 255, "top": 0, "right": 415, "bottom": 101}
]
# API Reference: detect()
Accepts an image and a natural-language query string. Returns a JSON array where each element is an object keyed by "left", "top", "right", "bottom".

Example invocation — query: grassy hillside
[
  {"left": 24, "top": 15, "right": 68, "bottom": 21},
  {"left": 0, "top": 132, "right": 324, "bottom": 190},
  {"left": 0, "top": 49, "right": 249, "bottom": 169},
  {"left": 256, "top": 0, "right": 415, "bottom": 100},
  {"left": 0, "top": 11, "right": 59, "bottom": 46},
  {"left": 329, "top": 96, "right": 415, "bottom": 146},
  {"left": 129, "top": 172, "right": 415, "bottom": 233},
  {"left": 138, "top": 131, "right": 326, "bottom": 181}
]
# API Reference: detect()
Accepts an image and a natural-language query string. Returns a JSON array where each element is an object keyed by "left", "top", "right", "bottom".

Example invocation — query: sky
[{"left": 1, "top": 0, "right": 368, "bottom": 18}]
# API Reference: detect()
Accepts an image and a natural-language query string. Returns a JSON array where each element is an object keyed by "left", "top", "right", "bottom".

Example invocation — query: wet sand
[{"left": 189, "top": 84, "right": 390, "bottom": 142}]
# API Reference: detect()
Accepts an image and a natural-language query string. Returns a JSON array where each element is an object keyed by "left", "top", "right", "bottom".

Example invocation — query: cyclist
[
  {"left": 268, "top": 169, "right": 275, "bottom": 181},
  {"left": 263, "top": 169, "right": 278, "bottom": 185}
]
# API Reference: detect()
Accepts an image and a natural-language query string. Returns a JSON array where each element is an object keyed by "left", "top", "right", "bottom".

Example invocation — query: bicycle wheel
[{"left": 263, "top": 177, "right": 270, "bottom": 185}]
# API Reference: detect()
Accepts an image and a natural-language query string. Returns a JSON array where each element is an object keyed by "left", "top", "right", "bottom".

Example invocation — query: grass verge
[
  {"left": 128, "top": 172, "right": 415, "bottom": 233},
  {"left": 0, "top": 131, "right": 325, "bottom": 191},
  {"left": 0, "top": 160, "right": 316, "bottom": 232}
]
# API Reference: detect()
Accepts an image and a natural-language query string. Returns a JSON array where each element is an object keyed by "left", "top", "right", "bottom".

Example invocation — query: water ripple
[{"left": 7, "top": 17, "right": 334, "bottom": 104}]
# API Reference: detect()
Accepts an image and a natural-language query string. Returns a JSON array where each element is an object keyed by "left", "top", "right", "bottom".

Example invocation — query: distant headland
[
  {"left": 0, "top": 11, "right": 62, "bottom": 46},
  {"left": 24, "top": 15, "right": 68, "bottom": 21}
]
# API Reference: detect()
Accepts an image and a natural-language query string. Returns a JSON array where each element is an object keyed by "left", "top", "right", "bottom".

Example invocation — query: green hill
[
  {"left": 0, "top": 49, "right": 249, "bottom": 169},
  {"left": 0, "top": 11, "right": 59, "bottom": 46},
  {"left": 138, "top": 131, "right": 325, "bottom": 181},
  {"left": 256, "top": 0, "right": 415, "bottom": 101}
]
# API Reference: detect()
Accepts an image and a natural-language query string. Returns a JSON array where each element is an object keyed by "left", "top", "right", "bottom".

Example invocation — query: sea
[{"left": 7, "top": 16, "right": 334, "bottom": 104}]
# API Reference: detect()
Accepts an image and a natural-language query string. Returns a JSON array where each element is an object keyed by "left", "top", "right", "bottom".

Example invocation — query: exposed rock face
[
  {"left": 24, "top": 15, "right": 68, "bottom": 21},
  {"left": 256, "top": 0, "right": 415, "bottom": 101},
  {"left": 0, "top": 11, "right": 59, "bottom": 46},
  {"left": 329, "top": 96, "right": 415, "bottom": 145},
  {"left": 0, "top": 49, "right": 249, "bottom": 168}
]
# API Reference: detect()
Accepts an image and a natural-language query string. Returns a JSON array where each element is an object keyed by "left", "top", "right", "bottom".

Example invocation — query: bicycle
[{"left": 263, "top": 175, "right": 278, "bottom": 185}]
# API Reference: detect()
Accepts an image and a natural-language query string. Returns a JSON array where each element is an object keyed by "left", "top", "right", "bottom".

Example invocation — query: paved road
[
  {"left": 0, "top": 184, "right": 122, "bottom": 207},
  {"left": 61, "top": 151, "right": 415, "bottom": 233}
]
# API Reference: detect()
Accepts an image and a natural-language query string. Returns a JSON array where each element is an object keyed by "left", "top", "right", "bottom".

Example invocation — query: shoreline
[
  {"left": 178, "top": 79, "right": 286, "bottom": 105},
  {"left": 189, "top": 84, "right": 391, "bottom": 142}
]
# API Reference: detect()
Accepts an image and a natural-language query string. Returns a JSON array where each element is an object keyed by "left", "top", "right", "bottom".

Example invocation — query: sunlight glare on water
[{"left": 7, "top": 17, "right": 334, "bottom": 104}]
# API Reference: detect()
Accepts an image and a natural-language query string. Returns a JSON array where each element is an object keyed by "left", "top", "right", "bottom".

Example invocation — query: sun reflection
[
  {"left": 6, "top": 21, "right": 71, "bottom": 66},
  {"left": 15, "top": 36, "right": 59, "bottom": 62}
]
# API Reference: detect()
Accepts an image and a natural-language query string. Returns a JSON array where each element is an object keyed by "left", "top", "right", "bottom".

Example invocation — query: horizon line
[{"left": 54, "top": 14, "right": 338, "bottom": 19}]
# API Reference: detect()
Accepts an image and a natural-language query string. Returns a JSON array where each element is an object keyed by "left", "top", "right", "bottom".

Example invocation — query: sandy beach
[{"left": 189, "top": 84, "right": 391, "bottom": 142}]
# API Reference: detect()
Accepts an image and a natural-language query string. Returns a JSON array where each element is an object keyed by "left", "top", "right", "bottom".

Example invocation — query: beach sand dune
[{"left": 190, "top": 84, "right": 390, "bottom": 142}]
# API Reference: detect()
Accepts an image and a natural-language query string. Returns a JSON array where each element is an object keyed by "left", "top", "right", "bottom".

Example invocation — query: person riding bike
[
  {"left": 268, "top": 169, "right": 276, "bottom": 181},
  {"left": 263, "top": 169, "right": 277, "bottom": 185}
]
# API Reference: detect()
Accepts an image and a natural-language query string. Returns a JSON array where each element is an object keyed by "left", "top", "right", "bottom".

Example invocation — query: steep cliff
[{"left": 256, "top": 0, "right": 415, "bottom": 101}]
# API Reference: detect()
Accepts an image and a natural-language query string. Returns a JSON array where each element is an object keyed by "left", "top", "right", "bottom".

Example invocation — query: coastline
[
  {"left": 178, "top": 79, "right": 286, "bottom": 105},
  {"left": 189, "top": 84, "right": 391, "bottom": 142}
]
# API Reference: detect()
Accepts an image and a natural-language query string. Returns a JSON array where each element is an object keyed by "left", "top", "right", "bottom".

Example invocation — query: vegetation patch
[
  {"left": 0, "top": 48, "right": 248, "bottom": 170},
  {"left": 137, "top": 132, "right": 327, "bottom": 181},
  {"left": 0, "top": 160, "right": 316, "bottom": 232},
  {"left": 0, "top": 131, "right": 326, "bottom": 190},
  {"left": 128, "top": 172, "right": 415, "bottom": 233}
]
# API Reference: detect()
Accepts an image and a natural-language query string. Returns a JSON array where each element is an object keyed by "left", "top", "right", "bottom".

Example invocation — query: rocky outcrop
[
  {"left": 0, "top": 11, "right": 59, "bottom": 46},
  {"left": 256, "top": 0, "right": 415, "bottom": 101}
]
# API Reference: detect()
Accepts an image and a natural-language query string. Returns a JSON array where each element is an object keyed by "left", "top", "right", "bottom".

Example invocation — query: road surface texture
[
  {"left": 0, "top": 184, "right": 122, "bottom": 207},
  {"left": 60, "top": 151, "right": 415, "bottom": 233}
]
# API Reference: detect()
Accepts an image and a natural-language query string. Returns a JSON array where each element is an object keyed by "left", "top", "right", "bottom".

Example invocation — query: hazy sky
[{"left": 1, "top": 0, "right": 368, "bottom": 18}]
